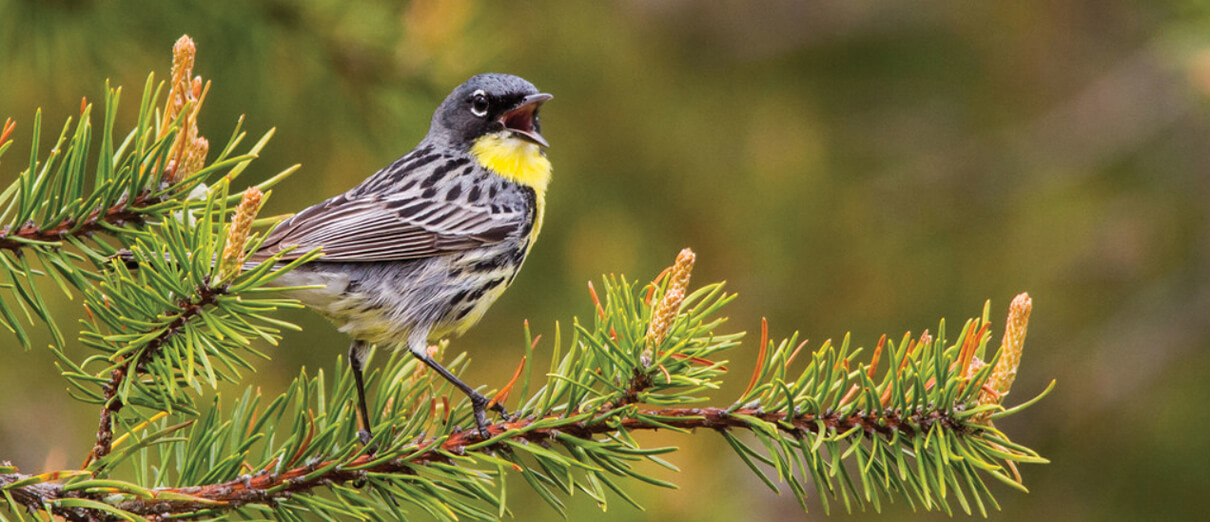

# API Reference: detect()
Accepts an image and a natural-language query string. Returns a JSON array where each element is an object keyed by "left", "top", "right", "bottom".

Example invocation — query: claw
[
  {"left": 409, "top": 349, "right": 508, "bottom": 441},
  {"left": 492, "top": 401, "right": 510, "bottom": 418},
  {"left": 357, "top": 429, "right": 380, "bottom": 456},
  {"left": 470, "top": 393, "right": 494, "bottom": 440}
]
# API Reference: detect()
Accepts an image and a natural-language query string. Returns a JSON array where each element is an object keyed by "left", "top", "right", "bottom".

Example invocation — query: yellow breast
[{"left": 469, "top": 132, "right": 551, "bottom": 241}]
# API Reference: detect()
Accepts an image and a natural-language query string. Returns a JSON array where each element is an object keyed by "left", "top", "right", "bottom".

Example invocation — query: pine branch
[
  {"left": 1, "top": 262, "right": 1050, "bottom": 520},
  {"left": 5, "top": 258, "right": 1047, "bottom": 520},
  {"left": 0, "top": 402, "right": 980, "bottom": 520},
  {"left": 89, "top": 279, "right": 227, "bottom": 462},
  {"left": 0, "top": 35, "right": 291, "bottom": 349},
  {"left": 0, "top": 191, "right": 157, "bottom": 254},
  {"left": 82, "top": 185, "right": 288, "bottom": 469}
]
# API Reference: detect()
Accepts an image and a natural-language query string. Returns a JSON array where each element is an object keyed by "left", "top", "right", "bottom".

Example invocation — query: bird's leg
[
  {"left": 409, "top": 347, "right": 505, "bottom": 440},
  {"left": 348, "top": 341, "right": 375, "bottom": 447}
]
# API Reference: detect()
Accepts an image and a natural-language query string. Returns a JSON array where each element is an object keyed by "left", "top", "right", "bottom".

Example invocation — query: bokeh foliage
[{"left": 0, "top": 1, "right": 1206, "bottom": 520}]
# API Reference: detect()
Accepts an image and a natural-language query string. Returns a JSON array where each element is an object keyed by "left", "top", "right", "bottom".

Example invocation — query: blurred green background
[{"left": 1, "top": 0, "right": 1207, "bottom": 520}]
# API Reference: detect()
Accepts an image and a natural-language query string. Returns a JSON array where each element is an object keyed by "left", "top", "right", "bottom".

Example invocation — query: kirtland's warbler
[{"left": 251, "top": 73, "right": 552, "bottom": 441}]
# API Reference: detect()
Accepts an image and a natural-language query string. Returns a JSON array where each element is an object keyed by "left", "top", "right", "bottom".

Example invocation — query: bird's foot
[
  {"left": 491, "top": 400, "right": 510, "bottom": 419},
  {"left": 357, "top": 429, "right": 380, "bottom": 456},
  {"left": 469, "top": 392, "right": 502, "bottom": 441}
]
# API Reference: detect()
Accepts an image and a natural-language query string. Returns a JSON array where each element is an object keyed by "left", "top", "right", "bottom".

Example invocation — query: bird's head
[{"left": 429, "top": 73, "right": 554, "bottom": 191}]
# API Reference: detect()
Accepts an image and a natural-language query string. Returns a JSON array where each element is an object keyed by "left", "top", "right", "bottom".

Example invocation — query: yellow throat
[{"left": 469, "top": 131, "right": 552, "bottom": 238}]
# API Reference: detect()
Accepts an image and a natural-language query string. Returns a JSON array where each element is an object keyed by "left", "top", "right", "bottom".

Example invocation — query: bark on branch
[{"left": 0, "top": 192, "right": 158, "bottom": 253}]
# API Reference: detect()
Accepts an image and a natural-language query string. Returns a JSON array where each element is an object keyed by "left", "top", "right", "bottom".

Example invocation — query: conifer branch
[
  {"left": 89, "top": 280, "right": 227, "bottom": 463},
  {"left": 2, "top": 243, "right": 1051, "bottom": 521},
  {"left": 0, "top": 34, "right": 295, "bottom": 349},
  {"left": 0, "top": 192, "right": 157, "bottom": 254},
  {"left": 86, "top": 188, "right": 274, "bottom": 468},
  {"left": 3, "top": 403, "right": 975, "bottom": 519}
]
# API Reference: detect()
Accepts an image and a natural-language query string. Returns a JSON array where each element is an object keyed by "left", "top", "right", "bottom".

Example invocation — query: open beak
[{"left": 502, "top": 93, "right": 553, "bottom": 147}]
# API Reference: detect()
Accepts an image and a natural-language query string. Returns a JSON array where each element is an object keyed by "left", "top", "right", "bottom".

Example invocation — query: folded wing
[{"left": 251, "top": 192, "right": 525, "bottom": 263}]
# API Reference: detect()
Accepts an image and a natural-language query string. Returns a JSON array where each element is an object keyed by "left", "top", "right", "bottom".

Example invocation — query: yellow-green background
[{"left": 1, "top": 1, "right": 1206, "bottom": 520}]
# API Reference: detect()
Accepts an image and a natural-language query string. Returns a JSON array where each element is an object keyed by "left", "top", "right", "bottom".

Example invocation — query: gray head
[{"left": 427, "top": 73, "right": 552, "bottom": 150}]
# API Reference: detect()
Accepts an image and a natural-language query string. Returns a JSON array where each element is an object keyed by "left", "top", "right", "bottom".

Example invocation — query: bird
[{"left": 249, "top": 73, "right": 553, "bottom": 441}]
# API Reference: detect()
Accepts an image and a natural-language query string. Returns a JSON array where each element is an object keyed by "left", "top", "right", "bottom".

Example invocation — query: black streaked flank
[
  {"left": 446, "top": 184, "right": 462, "bottom": 200},
  {"left": 507, "top": 243, "right": 530, "bottom": 284},
  {"left": 464, "top": 277, "right": 505, "bottom": 302},
  {"left": 470, "top": 251, "right": 514, "bottom": 272},
  {"left": 519, "top": 187, "right": 537, "bottom": 236}
]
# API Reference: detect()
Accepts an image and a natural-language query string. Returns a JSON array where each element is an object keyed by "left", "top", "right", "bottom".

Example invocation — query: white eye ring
[{"left": 470, "top": 90, "right": 489, "bottom": 117}]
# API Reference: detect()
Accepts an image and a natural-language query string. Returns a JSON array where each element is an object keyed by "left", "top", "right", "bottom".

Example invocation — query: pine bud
[
  {"left": 174, "top": 136, "right": 209, "bottom": 183},
  {"left": 161, "top": 35, "right": 196, "bottom": 139},
  {"left": 160, "top": 35, "right": 208, "bottom": 184},
  {"left": 973, "top": 293, "right": 1032, "bottom": 422},
  {"left": 645, "top": 248, "right": 696, "bottom": 349},
  {"left": 990, "top": 293, "right": 1031, "bottom": 397},
  {"left": 219, "top": 187, "right": 263, "bottom": 283}
]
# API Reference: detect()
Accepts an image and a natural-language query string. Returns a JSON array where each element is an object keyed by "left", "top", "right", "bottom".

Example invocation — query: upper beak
[{"left": 502, "top": 93, "right": 553, "bottom": 148}]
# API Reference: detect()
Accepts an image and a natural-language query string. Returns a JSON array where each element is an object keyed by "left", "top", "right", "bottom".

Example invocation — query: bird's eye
[{"left": 470, "top": 90, "right": 489, "bottom": 117}]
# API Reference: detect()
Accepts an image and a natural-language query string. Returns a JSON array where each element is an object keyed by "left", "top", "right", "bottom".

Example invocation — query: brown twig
[
  {"left": 0, "top": 192, "right": 158, "bottom": 254},
  {"left": 0, "top": 473, "right": 88, "bottom": 521},
  {"left": 87, "top": 281, "right": 226, "bottom": 464},
  {"left": 603, "top": 368, "right": 655, "bottom": 411}
]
